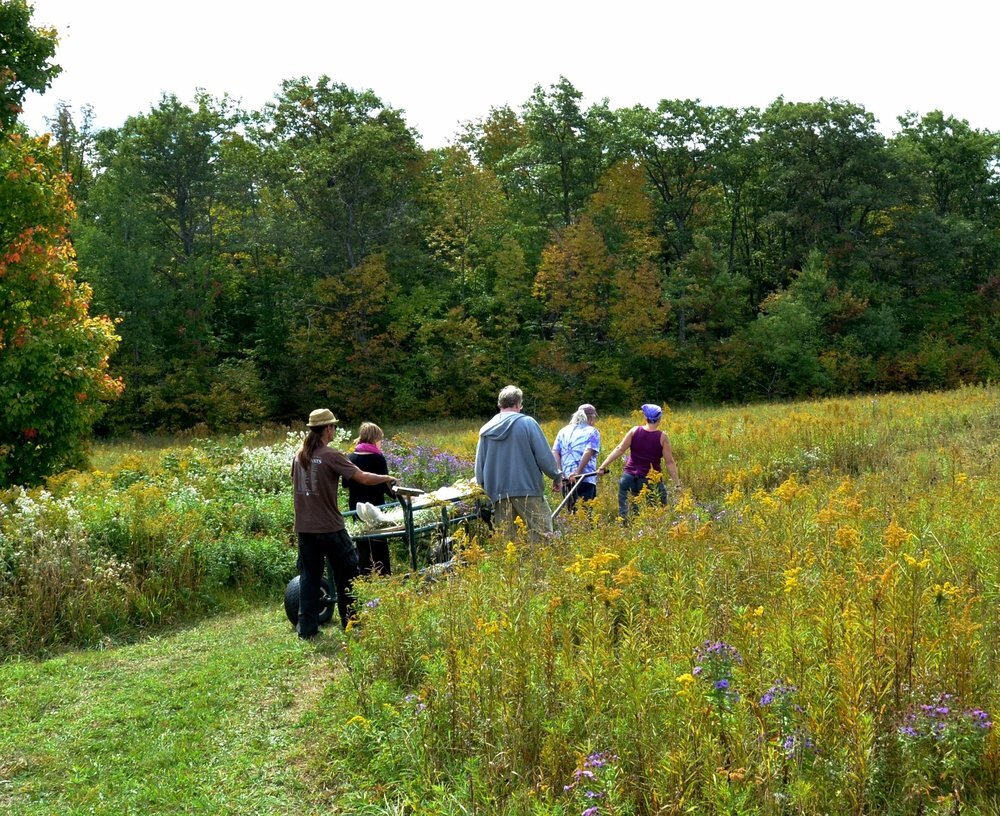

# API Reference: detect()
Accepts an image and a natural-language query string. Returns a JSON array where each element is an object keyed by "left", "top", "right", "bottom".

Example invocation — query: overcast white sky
[{"left": 19, "top": 0, "right": 1000, "bottom": 147}]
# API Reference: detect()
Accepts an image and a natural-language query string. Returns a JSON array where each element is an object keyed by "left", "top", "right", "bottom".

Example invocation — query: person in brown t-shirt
[{"left": 291, "top": 408, "right": 396, "bottom": 637}]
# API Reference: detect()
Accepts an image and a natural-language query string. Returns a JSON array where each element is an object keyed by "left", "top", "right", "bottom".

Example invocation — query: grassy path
[{"left": 0, "top": 603, "right": 345, "bottom": 815}]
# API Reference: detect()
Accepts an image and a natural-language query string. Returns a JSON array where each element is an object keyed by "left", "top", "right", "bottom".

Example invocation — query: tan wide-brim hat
[{"left": 306, "top": 408, "right": 338, "bottom": 427}]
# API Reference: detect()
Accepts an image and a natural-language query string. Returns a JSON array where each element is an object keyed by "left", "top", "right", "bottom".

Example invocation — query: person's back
[
  {"left": 346, "top": 449, "right": 391, "bottom": 509},
  {"left": 476, "top": 411, "right": 552, "bottom": 500},
  {"left": 474, "top": 384, "right": 562, "bottom": 540},
  {"left": 552, "top": 404, "right": 600, "bottom": 510},
  {"left": 624, "top": 427, "right": 663, "bottom": 478}
]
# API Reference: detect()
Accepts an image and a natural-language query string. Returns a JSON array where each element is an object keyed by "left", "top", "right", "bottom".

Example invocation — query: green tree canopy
[{"left": 0, "top": 0, "right": 60, "bottom": 130}]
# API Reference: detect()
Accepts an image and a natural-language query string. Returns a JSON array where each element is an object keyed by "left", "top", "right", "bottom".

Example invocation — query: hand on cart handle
[{"left": 391, "top": 483, "right": 426, "bottom": 498}]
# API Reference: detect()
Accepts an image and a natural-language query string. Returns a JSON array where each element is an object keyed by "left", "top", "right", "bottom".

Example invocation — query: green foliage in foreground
[
  {"left": 0, "top": 433, "right": 294, "bottom": 653},
  {"left": 2, "top": 386, "right": 999, "bottom": 814}
]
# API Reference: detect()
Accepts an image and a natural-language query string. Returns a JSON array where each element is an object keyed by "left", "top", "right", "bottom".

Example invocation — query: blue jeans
[
  {"left": 297, "top": 529, "right": 359, "bottom": 635},
  {"left": 618, "top": 473, "right": 667, "bottom": 524}
]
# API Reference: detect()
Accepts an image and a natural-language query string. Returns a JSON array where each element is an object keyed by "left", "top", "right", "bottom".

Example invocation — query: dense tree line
[{"left": 35, "top": 74, "right": 1000, "bottom": 434}]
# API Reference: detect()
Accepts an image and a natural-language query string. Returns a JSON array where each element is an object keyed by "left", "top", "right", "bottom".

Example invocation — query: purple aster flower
[
  {"left": 585, "top": 751, "right": 617, "bottom": 768},
  {"left": 581, "top": 808, "right": 600, "bottom": 816},
  {"left": 966, "top": 708, "right": 993, "bottom": 729}
]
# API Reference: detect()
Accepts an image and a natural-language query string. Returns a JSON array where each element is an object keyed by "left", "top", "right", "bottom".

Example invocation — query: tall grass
[{"left": 305, "top": 385, "right": 999, "bottom": 814}]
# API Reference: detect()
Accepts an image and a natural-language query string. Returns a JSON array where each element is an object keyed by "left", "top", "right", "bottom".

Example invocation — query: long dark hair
[{"left": 297, "top": 427, "right": 328, "bottom": 469}]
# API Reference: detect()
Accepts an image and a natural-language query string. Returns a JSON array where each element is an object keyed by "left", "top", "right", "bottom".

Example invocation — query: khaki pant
[{"left": 493, "top": 495, "right": 553, "bottom": 542}]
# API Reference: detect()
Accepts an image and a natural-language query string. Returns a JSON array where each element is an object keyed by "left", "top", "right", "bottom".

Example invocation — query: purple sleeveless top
[{"left": 624, "top": 427, "right": 663, "bottom": 477}]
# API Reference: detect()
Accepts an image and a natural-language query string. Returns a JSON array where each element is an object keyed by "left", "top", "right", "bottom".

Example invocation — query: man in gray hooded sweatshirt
[{"left": 475, "top": 385, "right": 563, "bottom": 540}]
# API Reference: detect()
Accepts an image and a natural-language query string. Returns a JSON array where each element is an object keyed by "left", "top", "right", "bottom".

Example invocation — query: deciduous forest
[{"left": 62, "top": 79, "right": 1000, "bottom": 429}]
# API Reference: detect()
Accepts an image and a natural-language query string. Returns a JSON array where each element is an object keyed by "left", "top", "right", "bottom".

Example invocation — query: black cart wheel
[{"left": 283, "top": 575, "right": 335, "bottom": 626}]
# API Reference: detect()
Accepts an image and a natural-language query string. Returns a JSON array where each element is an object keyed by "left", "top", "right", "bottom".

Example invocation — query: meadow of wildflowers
[
  {"left": 313, "top": 385, "right": 999, "bottom": 814},
  {"left": 0, "top": 428, "right": 471, "bottom": 652},
  {"left": 1, "top": 386, "right": 998, "bottom": 814}
]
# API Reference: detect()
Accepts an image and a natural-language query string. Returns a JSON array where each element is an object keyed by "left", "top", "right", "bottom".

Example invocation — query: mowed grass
[{"left": 0, "top": 603, "right": 347, "bottom": 815}]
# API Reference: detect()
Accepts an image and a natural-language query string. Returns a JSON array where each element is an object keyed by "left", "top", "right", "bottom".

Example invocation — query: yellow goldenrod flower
[
  {"left": 461, "top": 538, "right": 487, "bottom": 564},
  {"left": 834, "top": 525, "right": 863, "bottom": 550},
  {"left": 816, "top": 505, "right": 840, "bottom": 526},
  {"left": 902, "top": 553, "right": 931, "bottom": 569},
  {"left": 613, "top": 559, "right": 642, "bottom": 586},
  {"left": 587, "top": 551, "right": 620, "bottom": 572},
  {"left": 841, "top": 497, "right": 862, "bottom": 515},
  {"left": 883, "top": 519, "right": 912, "bottom": 550},
  {"left": 931, "top": 581, "right": 961, "bottom": 603},
  {"left": 774, "top": 473, "right": 800, "bottom": 504},
  {"left": 595, "top": 585, "right": 623, "bottom": 603}
]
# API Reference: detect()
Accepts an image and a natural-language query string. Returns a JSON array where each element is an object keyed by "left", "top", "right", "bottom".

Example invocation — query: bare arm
[
  {"left": 353, "top": 470, "right": 397, "bottom": 487},
  {"left": 661, "top": 433, "right": 680, "bottom": 487},
  {"left": 597, "top": 428, "right": 636, "bottom": 473}
]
